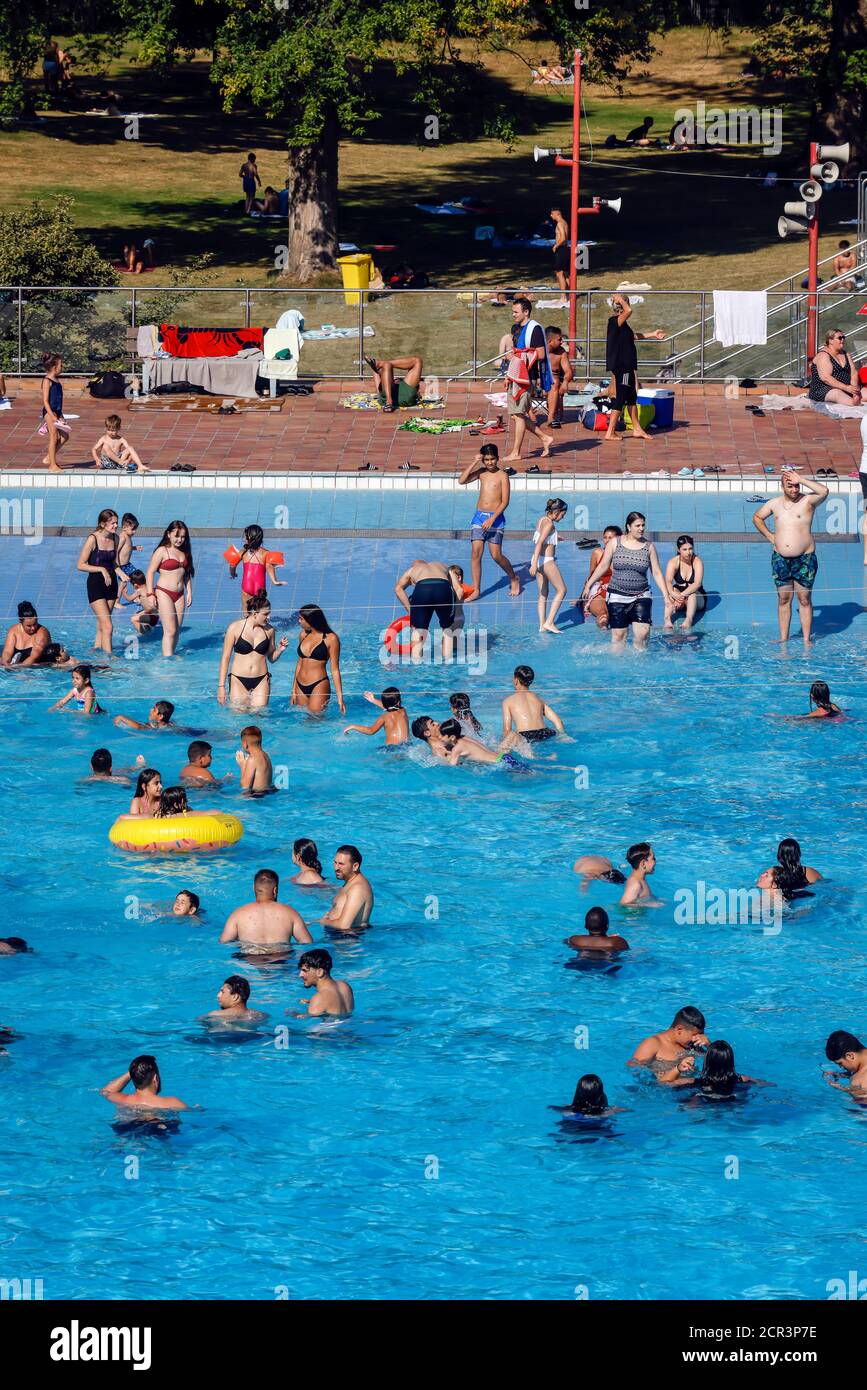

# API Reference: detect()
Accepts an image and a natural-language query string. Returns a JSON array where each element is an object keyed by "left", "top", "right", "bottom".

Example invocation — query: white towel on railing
[{"left": 712, "top": 291, "right": 767, "bottom": 347}]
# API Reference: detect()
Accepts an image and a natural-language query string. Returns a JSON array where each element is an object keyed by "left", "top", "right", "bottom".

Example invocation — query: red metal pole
[
  {"left": 806, "top": 140, "right": 819, "bottom": 367},
  {"left": 568, "top": 49, "right": 581, "bottom": 356}
]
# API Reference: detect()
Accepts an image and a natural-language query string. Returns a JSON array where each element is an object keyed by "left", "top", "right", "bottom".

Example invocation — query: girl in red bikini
[
  {"left": 224, "top": 525, "right": 286, "bottom": 612},
  {"left": 146, "top": 520, "right": 194, "bottom": 657}
]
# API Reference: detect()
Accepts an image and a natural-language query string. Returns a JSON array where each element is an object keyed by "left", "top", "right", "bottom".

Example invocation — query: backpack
[{"left": 88, "top": 371, "right": 126, "bottom": 399}]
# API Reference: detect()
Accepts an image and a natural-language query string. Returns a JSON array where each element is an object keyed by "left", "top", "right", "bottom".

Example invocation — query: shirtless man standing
[
  {"left": 394, "top": 559, "right": 465, "bottom": 661},
  {"left": 620, "top": 842, "right": 659, "bottom": 906},
  {"left": 501, "top": 664, "right": 565, "bottom": 744},
  {"left": 101, "top": 1054, "right": 189, "bottom": 1110},
  {"left": 628, "top": 1006, "right": 709, "bottom": 1084},
  {"left": 753, "top": 469, "right": 828, "bottom": 644},
  {"left": 458, "top": 445, "right": 521, "bottom": 598},
  {"left": 550, "top": 206, "right": 570, "bottom": 302},
  {"left": 320, "top": 846, "right": 373, "bottom": 931},
  {"left": 220, "top": 868, "right": 312, "bottom": 950}
]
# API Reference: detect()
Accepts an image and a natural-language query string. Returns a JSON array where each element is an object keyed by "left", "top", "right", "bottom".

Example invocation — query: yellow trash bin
[{"left": 337, "top": 253, "right": 372, "bottom": 306}]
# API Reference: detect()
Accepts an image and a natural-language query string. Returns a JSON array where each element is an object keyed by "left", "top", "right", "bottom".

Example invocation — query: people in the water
[
  {"left": 49, "top": 664, "right": 103, "bottom": 715},
  {"left": 173, "top": 890, "right": 201, "bottom": 918},
  {"left": 295, "top": 948, "right": 354, "bottom": 1017},
  {"left": 181, "top": 740, "right": 220, "bottom": 785},
  {"left": 218, "top": 591, "right": 288, "bottom": 711},
  {"left": 235, "top": 725, "right": 273, "bottom": 793},
  {"left": 576, "top": 525, "right": 621, "bottom": 628},
  {"left": 0, "top": 936, "right": 29, "bottom": 956},
  {"left": 1, "top": 601, "right": 52, "bottom": 666},
  {"left": 825, "top": 1030, "right": 867, "bottom": 1095},
  {"left": 292, "top": 603, "right": 344, "bottom": 715},
  {"left": 663, "top": 534, "right": 706, "bottom": 632},
  {"left": 344, "top": 687, "right": 409, "bottom": 745},
  {"left": 449, "top": 692, "right": 483, "bottom": 736},
  {"left": 672, "top": 1040, "right": 759, "bottom": 1095},
  {"left": 320, "top": 846, "right": 373, "bottom": 931},
  {"left": 756, "top": 838, "right": 821, "bottom": 901},
  {"left": 629, "top": 1006, "right": 709, "bottom": 1083},
  {"left": 220, "top": 868, "right": 312, "bottom": 950},
  {"left": 84, "top": 748, "right": 131, "bottom": 784},
  {"left": 129, "top": 767, "right": 162, "bottom": 816},
  {"left": 564, "top": 906, "right": 629, "bottom": 954},
  {"left": 793, "top": 680, "right": 842, "bottom": 719},
  {"left": 501, "top": 664, "right": 565, "bottom": 744},
  {"left": 114, "top": 699, "right": 176, "bottom": 731},
  {"left": 573, "top": 853, "right": 627, "bottom": 890},
  {"left": 290, "top": 838, "right": 328, "bottom": 886},
  {"left": 100, "top": 1054, "right": 189, "bottom": 1111},
  {"left": 557, "top": 1074, "right": 623, "bottom": 1118},
  {"left": 203, "top": 975, "right": 266, "bottom": 1024},
  {"left": 620, "top": 842, "right": 659, "bottom": 906}
]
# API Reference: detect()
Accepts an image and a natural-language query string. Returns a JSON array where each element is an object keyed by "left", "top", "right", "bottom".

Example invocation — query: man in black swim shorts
[{"left": 394, "top": 560, "right": 464, "bottom": 661}]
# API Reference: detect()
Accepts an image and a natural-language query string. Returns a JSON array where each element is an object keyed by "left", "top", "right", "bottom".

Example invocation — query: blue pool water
[{"left": 2, "top": 489, "right": 867, "bottom": 1300}]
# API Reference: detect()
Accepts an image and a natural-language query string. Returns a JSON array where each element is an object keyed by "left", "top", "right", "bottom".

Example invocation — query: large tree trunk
[
  {"left": 281, "top": 106, "right": 339, "bottom": 282},
  {"left": 816, "top": 0, "right": 867, "bottom": 169}
]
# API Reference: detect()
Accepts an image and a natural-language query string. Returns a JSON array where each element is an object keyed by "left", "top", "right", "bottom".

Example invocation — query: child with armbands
[{"left": 224, "top": 525, "right": 286, "bottom": 612}]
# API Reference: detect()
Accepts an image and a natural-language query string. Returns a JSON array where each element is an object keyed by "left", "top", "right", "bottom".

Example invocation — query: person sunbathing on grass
[{"left": 366, "top": 354, "right": 424, "bottom": 412}]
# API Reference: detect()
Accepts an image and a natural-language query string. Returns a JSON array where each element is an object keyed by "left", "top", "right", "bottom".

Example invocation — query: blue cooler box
[{"left": 636, "top": 388, "right": 674, "bottom": 428}]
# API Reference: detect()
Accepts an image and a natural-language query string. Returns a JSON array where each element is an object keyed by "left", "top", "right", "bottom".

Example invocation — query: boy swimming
[
  {"left": 345, "top": 687, "right": 409, "bottom": 745},
  {"left": 235, "top": 725, "right": 273, "bottom": 792}
]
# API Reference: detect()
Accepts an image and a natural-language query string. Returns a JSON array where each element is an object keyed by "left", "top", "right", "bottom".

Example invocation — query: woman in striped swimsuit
[{"left": 580, "top": 511, "right": 672, "bottom": 650}]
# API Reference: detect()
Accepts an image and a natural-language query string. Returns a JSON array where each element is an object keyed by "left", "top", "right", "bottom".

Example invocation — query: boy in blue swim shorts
[{"left": 458, "top": 444, "right": 521, "bottom": 598}]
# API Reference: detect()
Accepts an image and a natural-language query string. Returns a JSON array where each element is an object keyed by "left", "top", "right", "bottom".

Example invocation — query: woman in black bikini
[
  {"left": 663, "top": 534, "right": 706, "bottom": 631},
  {"left": 291, "top": 603, "right": 344, "bottom": 715},
  {"left": 40, "top": 352, "right": 70, "bottom": 473},
  {"left": 76, "top": 508, "right": 119, "bottom": 653},
  {"left": 146, "top": 520, "right": 194, "bottom": 657},
  {"left": 0, "top": 602, "right": 52, "bottom": 666},
  {"left": 217, "top": 591, "right": 288, "bottom": 710}
]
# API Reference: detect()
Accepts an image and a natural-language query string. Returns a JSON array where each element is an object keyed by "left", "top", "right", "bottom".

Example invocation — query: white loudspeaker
[
  {"left": 533, "top": 146, "right": 560, "bottom": 162},
  {"left": 799, "top": 180, "right": 823, "bottom": 203},
  {"left": 602, "top": 198, "right": 622, "bottom": 213},
  {"left": 778, "top": 214, "right": 809, "bottom": 238},
  {"left": 811, "top": 160, "right": 840, "bottom": 184},
  {"left": 816, "top": 141, "right": 850, "bottom": 166},
  {"left": 783, "top": 200, "right": 811, "bottom": 218}
]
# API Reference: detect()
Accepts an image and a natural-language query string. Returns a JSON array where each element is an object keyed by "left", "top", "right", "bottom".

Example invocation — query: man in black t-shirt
[{"left": 604, "top": 294, "right": 665, "bottom": 443}]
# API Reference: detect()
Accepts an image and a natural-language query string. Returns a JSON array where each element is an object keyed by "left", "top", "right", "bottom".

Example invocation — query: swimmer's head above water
[
  {"left": 585, "top": 906, "right": 610, "bottom": 936},
  {"left": 671, "top": 1006, "right": 707, "bottom": 1050},
  {"left": 173, "top": 890, "right": 200, "bottom": 916},
  {"left": 625, "top": 842, "right": 655, "bottom": 873},
  {"left": 825, "top": 1030, "right": 866, "bottom": 1072},
  {"left": 569, "top": 1074, "right": 609, "bottom": 1115},
  {"left": 150, "top": 701, "right": 175, "bottom": 726}
]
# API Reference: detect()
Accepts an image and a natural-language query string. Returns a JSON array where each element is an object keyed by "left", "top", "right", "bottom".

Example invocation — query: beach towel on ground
[{"left": 398, "top": 417, "right": 475, "bottom": 433}]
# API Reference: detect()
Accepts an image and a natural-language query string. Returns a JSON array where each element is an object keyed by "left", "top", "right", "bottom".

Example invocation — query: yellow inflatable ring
[{"left": 109, "top": 812, "right": 244, "bottom": 853}]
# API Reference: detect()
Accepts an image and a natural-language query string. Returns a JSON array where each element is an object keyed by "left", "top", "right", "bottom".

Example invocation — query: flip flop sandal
[
  {"left": 550, "top": 421, "right": 562, "bottom": 429},
  {"left": 752, "top": 409, "right": 766, "bottom": 417},
  {"left": 825, "top": 468, "right": 838, "bottom": 477},
  {"left": 576, "top": 538, "right": 599, "bottom": 549},
  {"left": 399, "top": 462, "right": 420, "bottom": 470},
  {"left": 357, "top": 462, "right": 377, "bottom": 471},
  {"left": 705, "top": 465, "right": 726, "bottom": 473},
  {"left": 469, "top": 428, "right": 481, "bottom": 435},
  {"left": 746, "top": 495, "right": 766, "bottom": 503},
  {"left": 363, "top": 355, "right": 378, "bottom": 372},
  {"left": 381, "top": 405, "right": 396, "bottom": 413}
]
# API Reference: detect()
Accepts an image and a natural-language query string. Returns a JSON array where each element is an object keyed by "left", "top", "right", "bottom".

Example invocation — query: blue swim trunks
[
  {"left": 771, "top": 550, "right": 818, "bottom": 591},
  {"left": 471, "top": 509, "right": 506, "bottom": 544}
]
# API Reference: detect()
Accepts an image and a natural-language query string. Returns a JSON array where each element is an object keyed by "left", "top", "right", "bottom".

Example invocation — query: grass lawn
[{"left": 1, "top": 28, "right": 862, "bottom": 377}]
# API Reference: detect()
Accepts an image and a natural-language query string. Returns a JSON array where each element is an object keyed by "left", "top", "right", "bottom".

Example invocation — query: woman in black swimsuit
[
  {"left": 756, "top": 838, "right": 822, "bottom": 901},
  {"left": 663, "top": 534, "right": 706, "bottom": 631},
  {"left": 217, "top": 591, "right": 288, "bottom": 710},
  {"left": 808, "top": 329, "right": 863, "bottom": 405},
  {"left": 40, "top": 352, "right": 70, "bottom": 473},
  {"left": 76, "top": 508, "right": 119, "bottom": 653},
  {"left": 0, "top": 602, "right": 52, "bottom": 666},
  {"left": 291, "top": 603, "right": 344, "bottom": 715}
]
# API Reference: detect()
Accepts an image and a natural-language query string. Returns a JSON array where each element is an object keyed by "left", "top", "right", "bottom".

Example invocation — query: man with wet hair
[
  {"left": 0, "top": 937, "right": 29, "bottom": 956},
  {"left": 203, "top": 975, "right": 266, "bottom": 1024},
  {"left": 114, "top": 699, "right": 176, "bottom": 730},
  {"left": 825, "top": 1030, "right": 867, "bottom": 1094},
  {"left": 100, "top": 1054, "right": 189, "bottom": 1110},
  {"left": 296, "top": 949, "right": 354, "bottom": 1017},
  {"left": 629, "top": 1007, "right": 709, "bottom": 1084},
  {"left": 320, "top": 846, "right": 373, "bottom": 931},
  {"left": 620, "top": 842, "right": 658, "bottom": 906},
  {"left": 221, "top": 869, "right": 312, "bottom": 950}
]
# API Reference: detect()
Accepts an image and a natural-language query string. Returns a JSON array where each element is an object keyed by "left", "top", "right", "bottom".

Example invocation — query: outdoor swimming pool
[{"left": 1, "top": 487, "right": 866, "bottom": 1300}]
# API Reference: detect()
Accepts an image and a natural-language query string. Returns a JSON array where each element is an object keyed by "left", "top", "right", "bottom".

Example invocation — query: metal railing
[{"left": 1, "top": 269, "right": 865, "bottom": 385}]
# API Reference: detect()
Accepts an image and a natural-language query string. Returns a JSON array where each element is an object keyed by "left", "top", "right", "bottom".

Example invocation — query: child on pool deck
[
  {"left": 50, "top": 663, "right": 103, "bottom": 715},
  {"left": 235, "top": 724, "right": 273, "bottom": 792},
  {"left": 344, "top": 687, "right": 409, "bottom": 745},
  {"left": 91, "top": 416, "right": 150, "bottom": 473}
]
